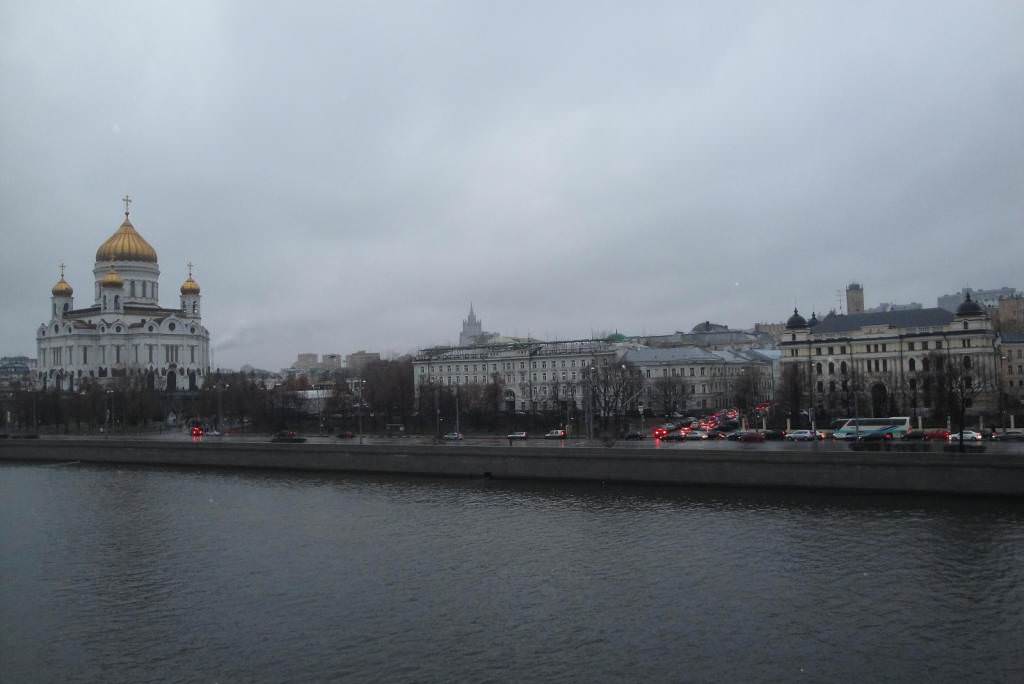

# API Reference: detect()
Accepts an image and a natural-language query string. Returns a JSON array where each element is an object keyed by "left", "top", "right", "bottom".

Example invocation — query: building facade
[
  {"left": 35, "top": 202, "right": 211, "bottom": 392},
  {"left": 938, "top": 287, "right": 1019, "bottom": 313},
  {"left": 622, "top": 347, "right": 776, "bottom": 413},
  {"left": 778, "top": 296, "right": 1001, "bottom": 423}
]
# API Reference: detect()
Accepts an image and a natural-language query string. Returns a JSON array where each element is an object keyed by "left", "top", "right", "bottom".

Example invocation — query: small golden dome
[
  {"left": 100, "top": 267, "right": 124, "bottom": 288},
  {"left": 95, "top": 214, "right": 158, "bottom": 263},
  {"left": 180, "top": 276, "right": 200, "bottom": 295},
  {"left": 52, "top": 278, "right": 74, "bottom": 297}
]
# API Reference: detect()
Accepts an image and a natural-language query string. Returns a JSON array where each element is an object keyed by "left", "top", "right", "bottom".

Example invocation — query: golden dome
[
  {"left": 52, "top": 278, "right": 73, "bottom": 297},
  {"left": 95, "top": 214, "right": 158, "bottom": 263},
  {"left": 100, "top": 267, "right": 124, "bottom": 288},
  {"left": 180, "top": 276, "right": 200, "bottom": 295}
]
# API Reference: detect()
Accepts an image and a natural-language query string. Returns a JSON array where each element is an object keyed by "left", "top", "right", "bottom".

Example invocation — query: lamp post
[
  {"left": 356, "top": 379, "right": 367, "bottom": 445},
  {"left": 105, "top": 389, "right": 113, "bottom": 437}
]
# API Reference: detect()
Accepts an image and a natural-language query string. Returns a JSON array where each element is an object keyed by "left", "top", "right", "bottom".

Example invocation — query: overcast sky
[{"left": 2, "top": 1, "right": 1023, "bottom": 369}]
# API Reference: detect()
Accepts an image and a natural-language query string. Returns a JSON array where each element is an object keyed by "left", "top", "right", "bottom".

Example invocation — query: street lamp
[
  {"left": 355, "top": 379, "right": 367, "bottom": 444},
  {"left": 105, "top": 389, "right": 114, "bottom": 437}
]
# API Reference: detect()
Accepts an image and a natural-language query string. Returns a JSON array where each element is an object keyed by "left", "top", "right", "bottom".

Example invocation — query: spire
[{"left": 122, "top": 194, "right": 132, "bottom": 216}]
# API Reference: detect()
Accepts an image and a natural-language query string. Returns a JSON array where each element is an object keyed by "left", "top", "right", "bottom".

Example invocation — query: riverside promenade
[{"left": 3, "top": 437, "right": 1024, "bottom": 496}]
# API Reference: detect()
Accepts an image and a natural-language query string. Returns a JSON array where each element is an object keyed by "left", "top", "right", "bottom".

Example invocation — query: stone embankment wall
[{"left": 2, "top": 439, "right": 1023, "bottom": 496}]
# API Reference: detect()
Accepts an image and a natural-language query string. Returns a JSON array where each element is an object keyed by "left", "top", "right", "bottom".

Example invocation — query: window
[
  {"left": 815, "top": 362, "right": 822, "bottom": 376},
  {"left": 700, "top": 367, "right": 705, "bottom": 376},
  {"left": 909, "top": 358, "right": 916, "bottom": 372},
  {"left": 689, "top": 368, "right": 694, "bottom": 376},
  {"left": 882, "top": 344, "right": 887, "bottom": 352},
  {"left": 963, "top": 356, "right": 972, "bottom": 369},
  {"left": 829, "top": 381, "right": 836, "bottom": 392},
  {"left": 142, "top": 281, "right": 147, "bottom": 297},
  {"left": 130, "top": 281, "right": 136, "bottom": 296},
  {"left": 828, "top": 346, "right": 834, "bottom": 355},
  {"left": 816, "top": 381, "right": 824, "bottom": 392},
  {"left": 936, "top": 341, "right": 943, "bottom": 350},
  {"left": 922, "top": 341, "right": 929, "bottom": 350},
  {"left": 882, "top": 359, "right": 888, "bottom": 372},
  {"left": 840, "top": 361, "right": 847, "bottom": 375},
  {"left": 908, "top": 342, "right": 915, "bottom": 351},
  {"left": 963, "top": 321, "right": 969, "bottom": 330},
  {"left": 816, "top": 347, "right": 822, "bottom": 356},
  {"left": 840, "top": 346, "right": 846, "bottom": 354},
  {"left": 645, "top": 369, "right": 651, "bottom": 378},
  {"left": 828, "top": 362, "right": 835, "bottom": 375}
]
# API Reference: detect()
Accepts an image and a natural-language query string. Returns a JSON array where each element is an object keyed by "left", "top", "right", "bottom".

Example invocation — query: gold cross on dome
[
  {"left": 187, "top": 260, "right": 194, "bottom": 278},
  {"left": 122, "top": 194, "right": 132, "bottom": 215},
  {"left": 59, "top": 262, "right": 66, "bottom": 279}
]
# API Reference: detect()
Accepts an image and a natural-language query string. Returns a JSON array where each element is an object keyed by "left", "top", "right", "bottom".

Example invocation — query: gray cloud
[{"left": 3, "top": 1, "right": 1023, "bottom": 368}]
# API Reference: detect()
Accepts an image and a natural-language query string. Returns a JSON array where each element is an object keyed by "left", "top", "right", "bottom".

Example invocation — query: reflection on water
[{"left": 2, "top": 463, "right": 1023, "bottom": 682}]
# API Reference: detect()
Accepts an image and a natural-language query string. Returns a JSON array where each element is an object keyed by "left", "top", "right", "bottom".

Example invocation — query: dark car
[
  {"left": 904, "top": 430, "right": 926, "bottom": 440},
  {"left": 738, "top": 430, "right": 766, "bottom": 443},
  {"left": 997, "top": 431, "right": 1024, "bottom": 441},
  {"left": 661, "top": 430, "right": 687, "bottom": 441},
  {"left": 760, "top": 430, "right": 786, "bottom": 440},
  {"left": 271, "top": 430, "right": 306, "bottom": 443},
  {"left": 622, "top": 431, "right": 645, "bottom": 440}
]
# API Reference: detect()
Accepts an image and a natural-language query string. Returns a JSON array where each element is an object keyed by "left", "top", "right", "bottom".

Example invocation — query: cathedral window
[
  {"left": 142, "top": 282, "right": 147, "bottom": 297},
  {"left": 169, "top": 323, "right": 176, "bottom": 332},
  {"left": 130, "top": 281, "right": 136, "bottom": 296}
]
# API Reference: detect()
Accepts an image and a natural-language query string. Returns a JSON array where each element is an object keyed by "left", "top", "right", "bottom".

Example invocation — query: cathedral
[{"left": 35, "top": 198, "right": 211, "bottom": 392}]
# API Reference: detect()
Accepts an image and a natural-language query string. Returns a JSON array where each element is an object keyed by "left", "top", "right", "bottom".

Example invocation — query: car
[
  {"left": 544, "top": 429, "right": 567, "bottom": 440},
  {"left": 271, "top": 430, "right": 306, "bottom": 443},
  {"left": 997, "top": 431, "right": 1024, "bottom": 441},
  {"left": 923, "top": 429, "right": 951, "bottom": 441},
  {"left": 760, "top": 429, "right": 786, "bottom": 440},
  {"left": 684, "top": 430, "right": 709, "bottom": 441},
  {"left": 661, "top": 430, "right": 687, "bottom": 441},
  {"left": 622, "top": 431, "right": 645, "bottom": 440},
  {"left": 948, "top": 431, "right": 983, "bottom": 442},
  {"left": 903, "top": 430, "right": 926, "bottom": 440},
  {"left": 442, "top": 432, "right": 463, "bottom": 441},
  {"left": 855, "top": 429, "right": 897, "bottom": 442},
  {"left": 337, "top": 431, "right": 355, "bottom": 439},
  {"left": 738, "top": 430, "right": 766, "bottom": 443},
  {"left": 652, "top": 427, "right": 670, "bottom": 439},
  {"left": 724, "top": 431, "right": 745, "bottom": 441},
  {"left": 191, "top": 426, "right": 204, "bottom": 438},
  {"left": 507, "top": 431, "right": 528, "bottom": 440},
  {"left": 785, "top": 430, "right": 818, "bottom": 442}
]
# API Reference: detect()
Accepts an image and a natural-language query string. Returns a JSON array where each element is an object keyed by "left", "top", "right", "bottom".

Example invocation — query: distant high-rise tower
[
  {"left": 460, "top": 303, "right": 483, "bottom": 346},
  {"left": 846, "top": 282, "right": 865, "bottom": 314}
]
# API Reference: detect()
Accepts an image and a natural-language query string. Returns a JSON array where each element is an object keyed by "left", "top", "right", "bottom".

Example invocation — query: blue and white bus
[{"left": 832, "top": 417, "right": 911, "bottom": 440}]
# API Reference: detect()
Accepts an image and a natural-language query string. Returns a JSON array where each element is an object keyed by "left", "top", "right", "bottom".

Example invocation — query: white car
[
  {"left": 948, "top": 431, "right": 983, "bottom": 442},
  {"left": 506, "top": 431, "right": 528, "bottom": 441},
  {"left": 544, "top": 429, "right": 567, "bottom": 439},
  {"left": 785, "top": 430, "right": 819, "bottom": 441}
]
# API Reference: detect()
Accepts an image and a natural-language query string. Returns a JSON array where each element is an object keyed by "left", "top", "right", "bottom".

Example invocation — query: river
[{"left": 2, "top": 462, "right": 1022, "bottom": 682}]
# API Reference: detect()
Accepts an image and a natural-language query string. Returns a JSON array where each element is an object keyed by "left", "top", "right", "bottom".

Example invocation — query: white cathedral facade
[{"left": 35, "top": 200, "right": 211, "bottom": 392}]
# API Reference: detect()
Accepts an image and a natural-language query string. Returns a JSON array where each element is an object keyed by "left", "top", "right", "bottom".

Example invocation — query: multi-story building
[
  {"left": 414, "top": 338, "right": 625, "bottom": 414},
  {"left": 345, "top": 350, "right": 381, "bottom": 373},
  {"left": 779, "top": 295, "right": 1001, "bottom": 422},
  {"left": 999, "top": 332, "right": 1024, "bottom": 420},
  {"left": 622, "top": 347, "right": 777, "bottom": 412},
  {"left": 995, "top": 295, "right": 1024, "bottom": 332},
  {"left": 938, "top": 287, "right": 1019, "bottom": 313}
]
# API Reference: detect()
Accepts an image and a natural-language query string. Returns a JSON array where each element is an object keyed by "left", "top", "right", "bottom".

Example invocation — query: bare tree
[
  {"left": 653, "top": 375, "right": 685, "bottom": 416},
  {"left": 589, "top": 362, "right": 644, "bottom": 435}
]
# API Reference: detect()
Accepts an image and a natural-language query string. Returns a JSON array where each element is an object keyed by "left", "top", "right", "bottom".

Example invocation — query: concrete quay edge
[{"left": 2, "top": 438, "right": 1023, "bottom": 496}]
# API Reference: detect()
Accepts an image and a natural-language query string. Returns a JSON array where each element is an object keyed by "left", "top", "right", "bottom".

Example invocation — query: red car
[
  {"left": 924, "top": 429, "right": 950, "bottom": 441},
  {"left": 191, "top": 426, "right": 204, "bottom": 438}
]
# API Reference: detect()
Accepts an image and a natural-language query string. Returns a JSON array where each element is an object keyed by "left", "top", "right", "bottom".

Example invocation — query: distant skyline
[{"left": 3, "top": 2, "right": 1023, "bottom": 369}]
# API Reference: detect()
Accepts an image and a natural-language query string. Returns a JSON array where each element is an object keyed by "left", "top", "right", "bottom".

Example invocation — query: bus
[{"left": 832, "top": 417, "right": 911, "bottom": 440}]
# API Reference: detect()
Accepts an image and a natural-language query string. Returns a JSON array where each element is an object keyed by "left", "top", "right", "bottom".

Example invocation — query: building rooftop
[{"left": 811, "top": 308, "right": 954, "bottom": 334}]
